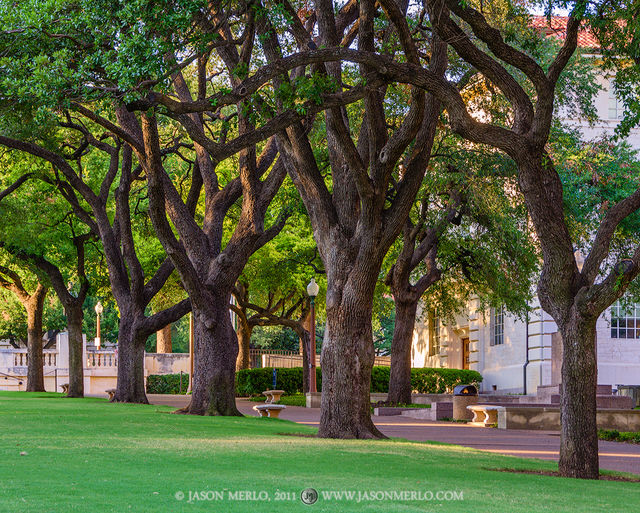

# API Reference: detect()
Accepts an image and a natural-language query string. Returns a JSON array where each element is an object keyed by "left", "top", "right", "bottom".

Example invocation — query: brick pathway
[{"left": 147, "top": 395, "right": 640, "bottom": 475}]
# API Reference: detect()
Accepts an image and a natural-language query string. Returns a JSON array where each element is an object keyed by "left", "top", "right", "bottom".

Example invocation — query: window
[
  {"left": 429, "top": 311, "right": 441, "bottom": 356},
  {"left": 490, "top": 306, "right": 504, "bottom": 346},
  {"left": 608, "top": 86, "right": 624, "bottom": 120},
  {"left": 611, "top": 301, "right": 640, "bottom": 339}
]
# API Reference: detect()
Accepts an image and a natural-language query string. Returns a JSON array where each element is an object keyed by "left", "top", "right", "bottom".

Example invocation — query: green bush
[
  {"left": 234, "top": 366, "right": 482, "bottom": 396},
  {"left": 235, "top": 367, "right": 322, "bottom": 396},
  {"left": 146, "top": 373, "right": 190, "bottom": 395},
  {"left": 411, "top": 368, "right": 483, "bottom": 394},
  {"left": 598, "top": 429, "right": 640, "bottom": 444},
  {"left": 371, "top": 366, "right": 391, "bottom": 392}
]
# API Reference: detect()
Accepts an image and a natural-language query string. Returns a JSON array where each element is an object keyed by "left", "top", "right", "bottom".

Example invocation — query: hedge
[
  {"left": 235, "top": 366, "right": 482, "bottom": 397},
  {"left": 147, "top": 367, "right": 482, "bottom": 396},
  {"left": 411, "top": 368, "right": 482, "bottom": 394},
  {"left": 235, "top": 367, "right": 322, "bottom": 397},
  {"left": 146, "top": 373, "right": 190, "bottom": 394}
]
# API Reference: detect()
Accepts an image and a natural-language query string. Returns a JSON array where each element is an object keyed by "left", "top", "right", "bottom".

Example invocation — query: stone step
[
  {"left": 547, "top": 393, "right": 633, "bottom": 409},
  {"left": 401, "top": 401, "right": 452, "bottom": 421}
]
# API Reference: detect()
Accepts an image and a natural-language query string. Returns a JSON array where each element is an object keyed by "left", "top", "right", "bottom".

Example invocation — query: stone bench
[
  {"left": 467, "top": 405, "right": 504, "bottom": 427},
  {"left": 105, "top": 388, "right": 116, "bottom": 400},
  {"left": 253, "top": 404, "right": 286, "bottom": 418},
  {"left": 60, "top": 383, "right": 69, "bottom": 394},
  {"left": 262, "top": 389, "right": 285, "bottom": 404}
]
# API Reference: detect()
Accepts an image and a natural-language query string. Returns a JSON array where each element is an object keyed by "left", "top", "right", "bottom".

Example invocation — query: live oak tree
[
  {"left": 251, "top": 0, "right": 449, "bottom": 438},
  {"left": 385, "top": 160, "right": 536, "bottom": 404},
  {"left": 0, "top": 1, "right": 371, "bottom": 415},
  {"left": 0, "top": 261, "right": 48, "bottom": 391},
  {"left": 0, "top": 231, "right": 92, "bottom": 398},
  {"left": 0, "top": 117, "right": 191, "bottom": 403},
  {"left": 0, "top": 155, "right": 97, "bottom": 397},
  {"left": 232, "top": 207, "right": 320, "bottom": 389},
  {"left": 343, "top": 0, "right": 639, "bottom": 478}
]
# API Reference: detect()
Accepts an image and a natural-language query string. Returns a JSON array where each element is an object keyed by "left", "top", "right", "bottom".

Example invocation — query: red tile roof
[{"left": 531, "top": 16, "right": 599, "bottom": 48}]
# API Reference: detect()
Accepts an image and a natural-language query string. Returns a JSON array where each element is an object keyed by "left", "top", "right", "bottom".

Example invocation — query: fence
[
  {"left": 248, "top": 348, "right": 299, "bottom": 368},
  {"left": 256, "top": 350, "right": 391, "bottom": 368}
]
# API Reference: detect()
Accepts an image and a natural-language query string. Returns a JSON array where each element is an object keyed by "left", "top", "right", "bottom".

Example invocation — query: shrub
[
  {"left": 234, "top": 366, "right": 482, "bottom": 396},
  {"left": 146, "top": 373, "right": 189, "bottom": 395},
  {"left": 598, "top": 429, "right": 640, "bottom": 444},
  {"left": 411, "top": 368, "right": 483, "bottom": 394},
  {"left": 371, "top": 366, "right": 390, "bottom": 392},
  {"left": 235, "top": 367, "right": 322, "bottom": 396}
]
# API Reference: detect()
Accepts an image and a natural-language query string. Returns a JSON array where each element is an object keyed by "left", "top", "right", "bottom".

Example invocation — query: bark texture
[
  {"left": 25, "top": 285, "right": 47, "bottom": 392},
  {"left": 189, "top": 295, "right": 241, "bottom": 416},
  {"left": 319, "top": 259, "right": 385, "bottom": 438},
  {"left": 65, "top": 304, "right": 85, "bottom": 397},
  {"left": 235, "top": 318, "right": 252, "bottom": 371},
  {"left": 0, "top": 266, "right": 48, "bottom": 392},
  {"left": 387, "top": 299, "right": 418, "bottom": 405},
  {"left": 113, "top": 317, "right": 148, "bottom": 404},
  {"left": 558, "top": 318, "right": 599, "bottom": 479}
]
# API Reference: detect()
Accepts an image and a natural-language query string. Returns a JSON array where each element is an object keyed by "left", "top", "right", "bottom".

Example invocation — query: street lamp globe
[
  {"left": 95, "top": 301, "right": 104, "bottom": 315},
  {"left": 306, "top": 278, "right": 319, "bottom": 298}
]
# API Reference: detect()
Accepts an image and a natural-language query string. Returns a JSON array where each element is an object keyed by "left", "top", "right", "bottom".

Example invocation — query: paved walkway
[{"left": 148, "top": 395, "right": 640, "bottom": 475}]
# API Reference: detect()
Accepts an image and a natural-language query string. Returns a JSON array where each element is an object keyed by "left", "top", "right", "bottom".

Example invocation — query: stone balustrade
[
  {"left": 86, "top": 350, "right": 118, "bottom": 368},
  {"left": 11, "top": 350, "right": 58, "bottom": 367}
]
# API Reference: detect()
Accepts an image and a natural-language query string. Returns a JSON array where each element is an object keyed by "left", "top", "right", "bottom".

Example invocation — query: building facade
[
  {"left": 411, "top": 17, "right": 640, "bottom": 393},
  {"left": 411, "top": 299, "right": 640, "bottom": 393}
]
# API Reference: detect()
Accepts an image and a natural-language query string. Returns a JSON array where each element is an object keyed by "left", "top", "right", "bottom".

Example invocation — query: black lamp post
[{"left": 306, "top": 278, "right": 319, "bottom": 393}]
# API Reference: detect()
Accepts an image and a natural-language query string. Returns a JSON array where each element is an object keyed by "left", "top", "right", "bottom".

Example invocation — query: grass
[
  {"left": 0, "top": 392, "right": 639, "bottom": 513},
  {"left": 249, "top": 393, "right": 306, "bottom": 406}
]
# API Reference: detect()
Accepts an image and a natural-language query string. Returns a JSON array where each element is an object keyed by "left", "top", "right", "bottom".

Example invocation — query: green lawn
[{"left": 0, "top": 392, "right": 638, "bottom": 513}]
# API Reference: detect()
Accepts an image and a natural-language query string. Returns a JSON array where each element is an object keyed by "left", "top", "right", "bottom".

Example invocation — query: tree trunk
[
  {"left": 112, "top": 317, "right": 148, "bottom": 403},
  {"left": 558, "top": 316, "right": 599, "bottom": 479},
  {"left": 25, "top": 289, "right": 46, "bottom": 392},
  {"left": 388, "top": 298, "right": 418, "bottom": 405},
  {"left": 235, "top": 319, "right": 252, "bottom": 371},
  {"left": 65, "top": 304, "right": 85, "bottom": 398},
  {"left": 187, "top": 293, "right": 241, "bottom": 416},
  {"left": 156, "top": 324, "right": 172, "bottom": 353},
  {"left": 319, "top": 266, "right": 385, "bottom": 439}
]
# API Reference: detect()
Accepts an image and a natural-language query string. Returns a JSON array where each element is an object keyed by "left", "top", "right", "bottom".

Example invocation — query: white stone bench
[
  {"left": 262, "top": 389, "right": 285, "bottom": 404},
  {"left": 253, "top": 404, "right": 286, "bottom": 418},
  {"left": 467, "top": 405, "right": 503, "bottom": 427}
]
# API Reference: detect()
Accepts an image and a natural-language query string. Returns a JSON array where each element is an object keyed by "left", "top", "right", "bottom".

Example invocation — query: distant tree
[
  {"left": 385, "top": 159, "right": 536, "bottom": 404},
  {"left": 0, "top": 119, "right": 191, "bottom": 403},
  {"left": 0, "top": 261, "right": 47, "bottom": 391},
  {"left": 365, "top": 0, "right": 640, "bottom": 478}
]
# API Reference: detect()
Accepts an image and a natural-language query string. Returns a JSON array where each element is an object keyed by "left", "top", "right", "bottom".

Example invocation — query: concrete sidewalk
[{"left": 147, "top": 395, "right": 640, "bottom": 475}]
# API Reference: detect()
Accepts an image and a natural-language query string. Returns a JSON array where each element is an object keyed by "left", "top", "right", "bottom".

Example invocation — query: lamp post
[
  {"left": 95, "top": 301, "right": 103, "bottom": 350},
  {"left": 306, "top": 278, "right": 320, "bottom": 394}
]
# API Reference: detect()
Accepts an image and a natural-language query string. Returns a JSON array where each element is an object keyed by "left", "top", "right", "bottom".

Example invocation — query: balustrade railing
[
  {"left": 86, "top": 350, "right": 118, "bottom": 368},
  {"left": 12, "top": 350, "right": 57, "bottom": 367}
]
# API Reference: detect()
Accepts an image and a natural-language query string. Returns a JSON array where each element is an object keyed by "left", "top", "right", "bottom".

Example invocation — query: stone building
[{"left": 411, "top": 17, "right": 640, "bottom": 393}]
